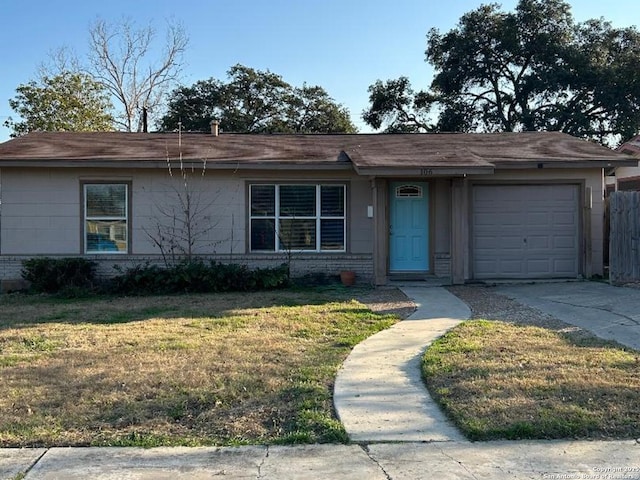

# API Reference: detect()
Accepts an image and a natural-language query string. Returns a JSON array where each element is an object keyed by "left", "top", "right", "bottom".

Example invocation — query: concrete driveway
[{"left": 496, "top": 281, "right": 640, "bottom": 350}]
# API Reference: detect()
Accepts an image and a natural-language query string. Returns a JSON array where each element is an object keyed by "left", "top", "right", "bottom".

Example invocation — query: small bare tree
[
  {"left": 144, "top": 128, "right": 223, "bottom": 266},
  {"left": 88, "top": 17, "right": 188, "bottom": 132}
]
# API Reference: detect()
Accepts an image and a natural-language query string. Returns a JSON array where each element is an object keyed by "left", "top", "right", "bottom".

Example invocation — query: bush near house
[
  {"left": 21, "top": 258, "right": 290, "bottom": 296},
  {"left": 109, "top": 261, "right": 290, "bottom": 295},
  {"left": 21, "top": 257, "right": 97, "bottom": 295}
]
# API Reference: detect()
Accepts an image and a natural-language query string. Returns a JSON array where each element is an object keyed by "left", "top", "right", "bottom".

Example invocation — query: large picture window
[
  {"left": 84, "top": 183, "right": 128, "bottom": 253},
  {"left": 250, "top": 184, "right": 346, "bottom": 252}
]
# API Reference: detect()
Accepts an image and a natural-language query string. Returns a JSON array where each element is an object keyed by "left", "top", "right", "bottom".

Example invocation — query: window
[
  {"left": 250, "top": 184, "right": 346, "bottom": 252},
  {"left": 396, "top": 185, "right": 423, "bottom": 198},
  {"left": 84, "top": 183, "right": 128, "bottom": 253}
]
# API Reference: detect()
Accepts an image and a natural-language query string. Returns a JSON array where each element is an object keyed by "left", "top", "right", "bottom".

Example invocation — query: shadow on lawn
[{"left": 0, "top": 287, "right": 371, "bottom": 330}]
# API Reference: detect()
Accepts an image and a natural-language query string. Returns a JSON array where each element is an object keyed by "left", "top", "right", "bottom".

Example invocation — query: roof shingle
[{"left": 0, "top": 131, "right": 634, "bottom": 171}]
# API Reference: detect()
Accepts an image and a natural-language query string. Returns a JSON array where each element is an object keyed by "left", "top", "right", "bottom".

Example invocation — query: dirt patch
[{"left": 448, "top": 284, "right": 589, "bottom": 332}]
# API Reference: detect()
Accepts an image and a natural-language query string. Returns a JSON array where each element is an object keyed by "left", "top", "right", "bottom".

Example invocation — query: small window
[
  {"left": 396, "top": 185, "right": 423, "bottom": 198},
  {"left": 84, "top": 183, "right": 128, "bottom": 254},
  {"left": 249, "top": 184, "right": 346, "bottom": 252}
]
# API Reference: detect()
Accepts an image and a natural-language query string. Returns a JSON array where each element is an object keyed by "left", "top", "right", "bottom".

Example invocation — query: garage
[{"left": 472, "top": 184, "right": 580, "bottom": 279}]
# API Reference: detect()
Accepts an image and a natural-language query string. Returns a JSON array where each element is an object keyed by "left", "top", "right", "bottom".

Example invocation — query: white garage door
[{"left": 472, "top": 184, "right": 580, "bottom": 279}]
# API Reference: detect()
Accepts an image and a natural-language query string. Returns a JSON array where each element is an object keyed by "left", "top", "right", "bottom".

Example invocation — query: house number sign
[{"left": 420, "top": 168, "right": 433, "bottom": 176}]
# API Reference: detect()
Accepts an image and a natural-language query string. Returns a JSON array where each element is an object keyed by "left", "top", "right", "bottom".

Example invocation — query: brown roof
[
  {"left": 617, "top": 135, "right": 640, "bottom": 157},
  {"left": 0, "top": 132, "right": 350, "bottom": 164},
  {"left": 0, "top": 131, "right": 635, "bottom": 173}
]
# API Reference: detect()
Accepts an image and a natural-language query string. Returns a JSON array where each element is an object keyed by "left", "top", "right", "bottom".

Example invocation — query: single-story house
[
  {"left": 615, "top": 135, "right": 640, "bottom": 191},
  {"left": 0, "top": 130, "right": 636, "bottom": 290}
]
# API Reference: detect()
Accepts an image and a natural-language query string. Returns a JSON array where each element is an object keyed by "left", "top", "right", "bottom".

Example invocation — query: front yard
[
  {"left": 2, "top": 284, "right": 638, "bottom": 446},
  {"left": 423, "top": 287, "right": 640, "bottom": 440},
  {"left": 0, "top": 288, "right": 403, "bottom": 447}
]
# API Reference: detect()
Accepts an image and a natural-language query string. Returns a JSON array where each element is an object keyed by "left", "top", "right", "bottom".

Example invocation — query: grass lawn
[
  {"left": 0, "top": 287, "right": 398, "bottom": 447},
  {"left": 422, "top": 319, "right": 640, "bottom": 440}
]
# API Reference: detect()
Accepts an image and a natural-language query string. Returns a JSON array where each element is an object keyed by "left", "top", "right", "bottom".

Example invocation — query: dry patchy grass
[
  {"left": 0, "top": 288, "right": 399, "bottom": 447},
  {"left": 423, "top": 319, "right": 640, "bottom": 440}
]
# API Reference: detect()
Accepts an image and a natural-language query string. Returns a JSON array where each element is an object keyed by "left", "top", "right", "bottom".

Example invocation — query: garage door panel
[
  {"left": 476, "top": 233, "right": 524, "bottom": 247},
  {"left": 475, "top": 212, "right": 524, "bottom": 225},
  {"left": 553, "top": 235, "right": 576, "bottom": 249},
  {"left": 526, "top": 259, "right": 552, "bottom": 275},
  {"left": 552, "top": 212, "right": 576, "bottom": 226},
  {"left": 528, "top": 235, "right": 549, "bottom": 249},
  {"left": 552, "top": 187, "right": 578, "bottom": 201},
  {"left": 473, "top": 185, "right": 579, "bottom": 279},
  {"left": 499, "top": 259, "right": 527, "bottom": 274},
  {"left": 526, "top": 212, "right": 550, "bottom": 227}
]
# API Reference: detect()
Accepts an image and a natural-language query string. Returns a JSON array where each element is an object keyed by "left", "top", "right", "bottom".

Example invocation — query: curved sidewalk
[{"left": 333, "top": 286, "right": 471, "bottom": 442}]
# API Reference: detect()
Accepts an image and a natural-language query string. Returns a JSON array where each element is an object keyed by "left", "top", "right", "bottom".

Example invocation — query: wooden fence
[{"left": 609, "top": 191, "right": 640, "bottom": 283}]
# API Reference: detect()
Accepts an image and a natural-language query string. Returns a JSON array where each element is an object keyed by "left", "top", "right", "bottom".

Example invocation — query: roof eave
[
  {"left": 352, "top": 165, "right": 495, "bottom": 176},
  {"left": 492, "top": 159, "right": 639, "bottom": 169},
  {"left": 0, "top": 160, "right": 355, "bottom": 170}
]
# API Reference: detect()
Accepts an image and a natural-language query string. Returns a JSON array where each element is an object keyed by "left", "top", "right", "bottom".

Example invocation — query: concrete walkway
[{"left": 333, "top": 286, "right": 470, "bottom": 442}]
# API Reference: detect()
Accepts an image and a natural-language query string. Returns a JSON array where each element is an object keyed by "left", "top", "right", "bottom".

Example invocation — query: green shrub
[
  {"left": 21, "top": 257, "right": 97, "bottom": 295},
  {"left": 109, "top": 261, "right": 289, "bottom": 295}
]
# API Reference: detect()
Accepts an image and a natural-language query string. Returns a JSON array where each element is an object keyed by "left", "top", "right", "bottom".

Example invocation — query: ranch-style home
[{"left": 0, "top": 130, "right": 636, "bottom": 290}]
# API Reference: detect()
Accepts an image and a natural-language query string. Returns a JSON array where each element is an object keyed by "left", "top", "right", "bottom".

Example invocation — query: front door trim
[{"left": 389, "top": 181, "right": 430, "bottom": 272}]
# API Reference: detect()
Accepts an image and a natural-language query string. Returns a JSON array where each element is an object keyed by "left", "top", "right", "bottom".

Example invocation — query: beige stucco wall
[
  {"left": 0, "top": 165, "right": 606, "bottom": 285},
  {"left": 1, "top": 168, "right": 81, "bottom": 254},
  {"left": 0, "top": 166, "right": 373, "bottom": 265},
  {"left": 131, "top": 168, "right": 245, "bottom": 255}
]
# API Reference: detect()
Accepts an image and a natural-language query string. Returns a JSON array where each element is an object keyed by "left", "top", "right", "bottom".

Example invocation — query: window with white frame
[
  {"left": 250, "top": 184, "right": 346, "bottom": 252},
  {"left": 84, "top": 183, "right": 128, "bottom": 253}
]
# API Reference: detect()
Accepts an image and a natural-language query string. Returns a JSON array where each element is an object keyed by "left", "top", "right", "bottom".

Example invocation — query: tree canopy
[
  {"left": 160, "top": 64, "right": 357, "bottom": 133},
  {"left": 362, "top": 0, "right": 640, "bottom": 146},
  {"left": 4, "top": 71, "right": 114, "bottom": 137},
  {"left": 31, "top": 17, "right": 188, "bottom": 133}
]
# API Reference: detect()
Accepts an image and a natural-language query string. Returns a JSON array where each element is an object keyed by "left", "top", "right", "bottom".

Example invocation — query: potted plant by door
[{"left": 340, "top": 270, "right": 356, "bottom": 286}]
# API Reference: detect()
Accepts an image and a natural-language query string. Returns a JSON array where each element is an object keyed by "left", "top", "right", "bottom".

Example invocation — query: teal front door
[{"left": 389, "top": 182, "right": 429, "bottom": 271}]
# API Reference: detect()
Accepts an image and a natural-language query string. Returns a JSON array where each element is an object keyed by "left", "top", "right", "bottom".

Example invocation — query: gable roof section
[
  {"left": 342, "top": 134, "right": 493, "bottom": 175},
  {"left": 0, "top": 131, "right": 635, "bottom": 174},
  {"left": 617, "top": 135, "right": 640, "bottom": 157}
]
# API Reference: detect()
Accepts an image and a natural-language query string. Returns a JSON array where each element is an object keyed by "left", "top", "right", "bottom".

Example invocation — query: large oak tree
[
  {"left": 160, "top": 64, "right": 357, "bottom": 133},
  {"left": 363, "top": 0, "right": 640, "bottom": 146}
]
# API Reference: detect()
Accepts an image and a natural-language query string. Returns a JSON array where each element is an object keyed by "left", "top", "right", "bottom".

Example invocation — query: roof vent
[{"left": 210, "top": 120, "right": 220, "bottom": 136}]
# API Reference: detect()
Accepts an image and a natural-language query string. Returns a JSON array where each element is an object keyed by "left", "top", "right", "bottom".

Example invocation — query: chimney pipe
[
  {"left": 210, "top": 120, "right": 220, "bottom": 136},
  {"left": 142, "top": 106, "right": 148, "bottom": 133}
]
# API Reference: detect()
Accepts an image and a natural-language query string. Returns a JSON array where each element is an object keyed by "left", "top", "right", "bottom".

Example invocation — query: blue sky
[{"left": 0, "top": 0, "right": 636, "bottom": 142}]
